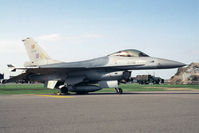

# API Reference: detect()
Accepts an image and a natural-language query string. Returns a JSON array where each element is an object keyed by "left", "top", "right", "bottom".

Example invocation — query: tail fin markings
[{"left": 23, "top": 37, "right": 60, "bottom": 67}]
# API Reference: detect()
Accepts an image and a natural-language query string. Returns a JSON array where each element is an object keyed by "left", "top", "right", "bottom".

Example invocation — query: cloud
[
  {"left": 0, "top": 40, "right": 24, "bottom": 53},
  {"left": 37, "top": 33, "right": 104, "bottom": 42},
  {"left": 0, "top": 33, "right": 104, "bottom": 53},
  {"left": 79, "top": 34, "right": 103, "bottom": 39},
  {"left": 37, "top": 33, "right": 62, "bottom": 41}
]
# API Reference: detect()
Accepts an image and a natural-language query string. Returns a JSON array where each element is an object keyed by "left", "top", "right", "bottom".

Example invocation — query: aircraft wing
[
  {"left": 25, "top": 64, "right": 145, "bottom": 73},
  {"left": 4, "top": 64, "right": 144, "bottom": 84},
  {"left": 10, "top": 64, "right": 145, "bottom": 74}
]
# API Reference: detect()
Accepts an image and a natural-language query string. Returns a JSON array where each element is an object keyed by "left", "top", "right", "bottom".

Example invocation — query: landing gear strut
[{"left": 115, "top": 88, "right": 123, "bottom": 94}]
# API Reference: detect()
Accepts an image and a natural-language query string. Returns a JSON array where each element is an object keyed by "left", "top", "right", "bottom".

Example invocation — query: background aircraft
[{"left": 4, "top": 37, "right": 185, "bottom": 94}]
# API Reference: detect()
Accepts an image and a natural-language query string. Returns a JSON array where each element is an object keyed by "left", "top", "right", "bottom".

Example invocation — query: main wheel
[{"left": 60, "top": 87, "right": 69, "bottom": 95}]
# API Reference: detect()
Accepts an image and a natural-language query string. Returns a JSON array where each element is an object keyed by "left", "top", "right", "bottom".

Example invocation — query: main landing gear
[
  {"left": 115, "top": 88, "right": 123, "bottom": 94},
  {"left": 59, "top": 87, "right": 69, "bottom": 95}
]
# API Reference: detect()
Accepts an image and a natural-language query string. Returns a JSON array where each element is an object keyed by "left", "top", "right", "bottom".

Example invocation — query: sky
[{"left": 0, "top": 0, "right": 198, "bottom": 79}]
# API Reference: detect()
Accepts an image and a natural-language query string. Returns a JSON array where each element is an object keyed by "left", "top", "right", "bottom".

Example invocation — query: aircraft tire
[{"left": 60, "top": 87, "right": 69, "bottom": 95}]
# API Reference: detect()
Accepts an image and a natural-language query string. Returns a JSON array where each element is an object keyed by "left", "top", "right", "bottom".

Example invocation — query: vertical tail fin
[{"left": 23, "top": 37, "right": 60, "bottom": 67}]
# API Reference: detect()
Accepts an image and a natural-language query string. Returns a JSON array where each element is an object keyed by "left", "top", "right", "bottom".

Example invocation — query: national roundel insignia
[
  {"left": 36, "top": 53, "right": 39, "bottom": 59},
  {"left": 31, "top": 44, "right": 35, "bottom": 49}
]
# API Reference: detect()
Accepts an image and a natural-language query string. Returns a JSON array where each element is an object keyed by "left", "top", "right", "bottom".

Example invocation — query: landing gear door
[
  {"left": 45, "top": 80, "right": 58, "bottom": 89},
  {"left": 99, "top": 80, "right": 118, "bottom": 88}
]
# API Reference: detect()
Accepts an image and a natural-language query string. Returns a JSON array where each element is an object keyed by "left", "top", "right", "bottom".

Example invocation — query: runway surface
[{"left": 0, "top": 90, "right": 199, "bottom": 133}]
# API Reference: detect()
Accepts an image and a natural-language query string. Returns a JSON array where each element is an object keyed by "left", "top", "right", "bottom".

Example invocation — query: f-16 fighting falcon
[{"left": 4, "top": 37, "right": 186, "bottom": 94}]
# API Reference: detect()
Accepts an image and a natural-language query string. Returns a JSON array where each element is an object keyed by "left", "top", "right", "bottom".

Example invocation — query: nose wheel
[{"left": 115, "top": 88, "right": 123, "bottom": 94}]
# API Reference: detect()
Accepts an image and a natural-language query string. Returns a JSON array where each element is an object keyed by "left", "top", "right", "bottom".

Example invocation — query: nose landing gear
[{"left": 115, "top": 88, "right": 123, "bottom": 94}]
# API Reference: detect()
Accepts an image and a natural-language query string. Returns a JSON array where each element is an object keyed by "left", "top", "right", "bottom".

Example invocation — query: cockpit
[{"left": 109, "top": 49, "right": 149, "bottom": 57}]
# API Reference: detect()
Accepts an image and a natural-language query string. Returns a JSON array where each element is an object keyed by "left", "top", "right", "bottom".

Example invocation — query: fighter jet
[{"left": 4, "top": 37, "right": 185, "bottom": 94}]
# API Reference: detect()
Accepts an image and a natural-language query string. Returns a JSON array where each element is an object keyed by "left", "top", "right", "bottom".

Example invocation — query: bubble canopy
[{"left": 109, "top": 49, "right": 149, "bottom": 57}]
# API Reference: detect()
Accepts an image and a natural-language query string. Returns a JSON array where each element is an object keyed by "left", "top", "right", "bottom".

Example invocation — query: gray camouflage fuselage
[
  {"left": 29, "top": 54, "right": 185, "bottom": 87},
  {"left": 6, "top": 38, "right": 186, "bottom": 93}
]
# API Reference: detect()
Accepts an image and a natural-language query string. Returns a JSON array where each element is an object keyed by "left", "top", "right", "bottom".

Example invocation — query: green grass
[
  {"left": 97, "top": 84, "right": 166, "bottom": 93},
  {"left": 0, "top": 83, "right": 198, "bottom": 95},
  {"left": 97, "top": 84, "right": 199, "bottom": 93},
  {"left": 0, "top": 84, "right": 58, "bottom": 95}
]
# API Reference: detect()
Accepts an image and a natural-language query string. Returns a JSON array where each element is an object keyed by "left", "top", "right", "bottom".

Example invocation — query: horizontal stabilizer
[
  {"left": 7, "top": 64, "right": 16, "bottom": 72},
  {"left": 7, "top": 64, "right": 15, "bottom": 68}
]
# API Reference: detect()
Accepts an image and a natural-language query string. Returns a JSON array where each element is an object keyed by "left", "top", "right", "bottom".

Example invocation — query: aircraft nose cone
[{"left": 157, "top": 58, "right": 186, "bottom": 69}]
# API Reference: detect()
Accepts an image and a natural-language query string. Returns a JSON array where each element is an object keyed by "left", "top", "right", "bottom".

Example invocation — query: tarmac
[{"left": 0, "top": 90, "right": 199, "bottom": 133}]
